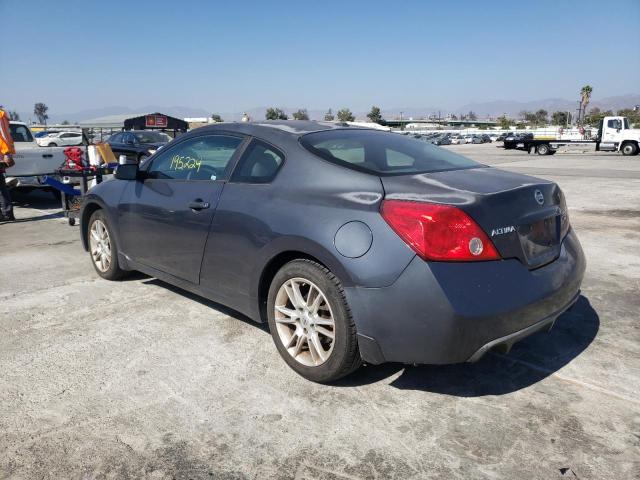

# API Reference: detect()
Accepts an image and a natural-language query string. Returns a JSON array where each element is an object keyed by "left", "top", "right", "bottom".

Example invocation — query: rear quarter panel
[{"left": 198, "top": 142, "right": 416, "bottom": 320}]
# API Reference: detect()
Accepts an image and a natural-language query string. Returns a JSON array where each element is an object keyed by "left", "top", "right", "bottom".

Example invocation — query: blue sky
[{"left": 1, "top": 0, "right": 638, "bottom": 115}]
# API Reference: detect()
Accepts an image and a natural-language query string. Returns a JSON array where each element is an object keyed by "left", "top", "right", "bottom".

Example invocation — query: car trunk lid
[{"left": 381, "top": 167, "right": 567, "bottom": 269}]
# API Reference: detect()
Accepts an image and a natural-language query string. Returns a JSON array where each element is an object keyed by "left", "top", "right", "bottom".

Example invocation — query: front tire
[
  {"left": 267, "top": 259, "right": 361, "bottom": 382},
  {"left": 621, "top": 142, "right": 638, "bottom": 156},
  {"left": 48, "top": 143, "right": 58, "bottom": 147},
  {"left": 88, "top": 210, "right": 127, "bottom": 280}
]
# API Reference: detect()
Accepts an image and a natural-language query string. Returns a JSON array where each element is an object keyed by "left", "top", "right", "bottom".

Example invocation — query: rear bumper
[{"left": 346, "top": 229, "right": 586, "bottom": 365}]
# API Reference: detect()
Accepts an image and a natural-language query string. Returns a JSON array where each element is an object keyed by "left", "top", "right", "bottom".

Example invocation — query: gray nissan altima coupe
[{"left": 80, "top": 120, "right": 585, "bottom": 382}]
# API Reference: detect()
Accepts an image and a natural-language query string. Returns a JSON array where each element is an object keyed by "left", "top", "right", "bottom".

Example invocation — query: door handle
[
  {"left": 42, "top": 154, "right": 53, "bottom": 158},
  {"left": 188, "top": 199, "right": 210, "bottom": 211}
]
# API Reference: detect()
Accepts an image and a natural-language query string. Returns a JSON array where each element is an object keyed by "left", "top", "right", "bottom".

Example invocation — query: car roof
[{"left": 192, "top": 120, "right": 363, "bottom": 140}]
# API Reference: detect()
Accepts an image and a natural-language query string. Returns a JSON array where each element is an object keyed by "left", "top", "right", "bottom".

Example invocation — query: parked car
[
  {"left": 450, "top": 135, "right": 465, "bottom": 145},
  {"left": 36, "top": 131, "right": 83, "bottom": 147},
  {"left": 504, "top": 132, "right": 534, "bottom": 150},
  {"left": 107, "top": 130, "right": 171, "bottom": 162},
  {"left": 489, "top": 134, "right": 499, "bottom": 142},
  {"left": 80, "top": 121, "right": 585, "bottom": 382},
  {"left": 470, "top": 135, "right": 483, "bottom": 144},
  {"left": 33, "top": 130, "right": 59, "bottom": 139},
  {"left": 430, "top": 134, "right": 452, "bottom": 146},
  {"left": 481, "top": 134, "right": 492, "bottom": 143}
]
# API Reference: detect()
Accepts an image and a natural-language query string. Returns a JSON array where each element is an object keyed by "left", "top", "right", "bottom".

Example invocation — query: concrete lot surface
[{"left": 1, "top": 144, "right": 639, "bottom": 479}]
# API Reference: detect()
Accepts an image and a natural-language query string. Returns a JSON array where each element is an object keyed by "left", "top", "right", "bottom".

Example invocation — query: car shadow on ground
[
  {"left": 142, "top": 278, "right": 269, "bottom": 333},
  {"left": 338, "top": 295, "right": 599, "bottom": 396},
  {"left": 11, "top": 189, "right": 60, "bottom": 210},
  {"left": 137, "top": 276, "right": 599, "bottom": 397},
  {"left": 7, "top": 189, "right": 64, "bottom": 223}
]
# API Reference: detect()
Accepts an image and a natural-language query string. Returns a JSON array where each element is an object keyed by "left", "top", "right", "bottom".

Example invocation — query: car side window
[
  {"left": 109, "top": 133, "right": 123, "bottom": 143},
  {"left": 147, "top": 134, "right": 244, "bottom": 181},
  {"left": 386, "top": 148, "right": 414, "bottom": 167},
  {"left": 231, "top": 140, "right": 284, "bottom": 183},
  {"left": 9, "top": 124, "right": 33, "bottom": 142}
]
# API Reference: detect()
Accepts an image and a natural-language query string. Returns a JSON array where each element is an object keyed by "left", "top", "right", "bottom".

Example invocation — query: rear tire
[
  {"left": 537, "top": 143, "right": 550, "bottom": 155},
  {"left": 87, "top": 210, "right": 127, "bottom": 280},
  {"left": 48, "top": 143, "right": 58, "bottom": 147},
  {"left": 621, "top": 142, "right": 638, "bottom": 156},
  {"left": 267, "top": 259, "right": 361, "bottom": 383}
]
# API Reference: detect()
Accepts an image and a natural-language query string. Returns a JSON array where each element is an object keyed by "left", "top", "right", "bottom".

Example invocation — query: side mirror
[{"left": 115, "top": 163, "right": 139, "bottom": 180}]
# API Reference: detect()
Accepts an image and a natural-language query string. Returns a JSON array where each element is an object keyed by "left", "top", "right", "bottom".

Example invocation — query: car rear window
[{"left": 300, "top": 129, "right": 481, "bottom": 176}]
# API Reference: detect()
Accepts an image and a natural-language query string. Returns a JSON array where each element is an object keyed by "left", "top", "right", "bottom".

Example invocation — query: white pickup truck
[{"left": 6, "top": 121, "right": 68, "bottom": 196}]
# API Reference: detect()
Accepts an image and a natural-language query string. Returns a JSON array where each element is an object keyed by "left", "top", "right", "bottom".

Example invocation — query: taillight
[{"left": 380, "top": 200, "right": 500, "bottom": 262}]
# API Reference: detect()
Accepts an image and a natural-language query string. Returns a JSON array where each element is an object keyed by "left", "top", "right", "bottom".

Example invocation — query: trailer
[{"left": 507, "top": 116, "right": 640, "bottom": 156}]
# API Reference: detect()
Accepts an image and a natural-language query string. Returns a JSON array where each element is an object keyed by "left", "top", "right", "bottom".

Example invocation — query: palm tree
[{"left": 579, "top": 85, "right": 592, "bottom": 124}]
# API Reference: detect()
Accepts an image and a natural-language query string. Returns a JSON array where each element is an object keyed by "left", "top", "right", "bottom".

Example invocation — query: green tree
[
  {"left": 324, "top": 109, "right": 334, "bottom": 121},
  {"left": 265, "top": 108, "right": 288, "bottom": 120},
  {"left": 579, "top": 85, "right": 592, "bottom": 124},
  {"left": 366, "top": 106, "right": 383, "bottom": 124},
  {"left": 584, "top": 107, "right": 613, "bottom": 126},
  {"left": 520, "top": 111, "right": 537, "bottom": 125},
  {"left": 617, "top": 108, "right": 640, "bottom": 127},
  {"left": 551, "top": 111, "right": 569, "bottom": 126},
  {"left": 8, "top": 110, "right": 20, "bottom": 121},
  {"left": 336, "top": 108, "right": 355, "bottom": 122},
  {"left": 34, "top": 102, "right": 49, "bottom": 125},
  {"left": 497, "top": 115, "right": 511, "bottom": 129},
  {"left": 292, "top": 108, "right": 309, "bottom": 120},
  {"left": 534, "top": 109, "right": 548, "bottom": 125},
  {"left": 61, "top": 120, "right": 70, "bottom": 125},
  {"left": 211, "top": 114, "right": 223, "bottom": 122}
]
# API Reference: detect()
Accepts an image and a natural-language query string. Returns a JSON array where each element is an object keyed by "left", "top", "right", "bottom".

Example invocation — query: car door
[
  {"left": 59, "top": 133, "right": 74, "bottom": 146},
  {"left": 605, "top": 118, "right": 623, "bottom": 146},
  {"left": 118, "top": 133, "right": 247, "bottom": 283},
  {"left": 199, "top": 139, "right": 285, "bottom": 311}
]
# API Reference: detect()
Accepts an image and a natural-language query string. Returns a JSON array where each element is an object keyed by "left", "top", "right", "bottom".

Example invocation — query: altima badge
[
  {"left": 534, "top": 190, "right": 544, "bottom": 205},
  {"left": 491, "top": 225, "right": 516, "bottom": 237}
]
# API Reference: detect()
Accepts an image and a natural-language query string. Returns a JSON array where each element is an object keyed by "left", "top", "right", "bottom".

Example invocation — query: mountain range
[{"left": 13, "top": 94, "right": 639, "bottom": 123}]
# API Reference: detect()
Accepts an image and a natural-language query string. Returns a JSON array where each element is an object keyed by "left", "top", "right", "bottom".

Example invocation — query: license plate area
[{"left": 518, "top": 216, "right": 560, "bottom": 267}]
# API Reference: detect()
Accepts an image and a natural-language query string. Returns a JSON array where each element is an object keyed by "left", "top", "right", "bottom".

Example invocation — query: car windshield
[
  {"left": 133, "top": 131, "right": 170, "bottom": 144},
  {"left": 300, "top": 129, "right": 481, "bottom": 176}
]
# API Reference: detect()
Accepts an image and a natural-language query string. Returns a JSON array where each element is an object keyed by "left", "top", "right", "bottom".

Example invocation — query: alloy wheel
[
  {"left": 89, "top": 219, "right": 112, "bottom": 272},
  {"left": 274, "top": 278, "right": 336, "bottom": 367}
]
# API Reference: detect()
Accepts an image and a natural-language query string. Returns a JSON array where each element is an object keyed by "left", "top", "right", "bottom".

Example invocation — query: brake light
[{"left": 380, "top": 200, "right": 500, "bottom": 261}]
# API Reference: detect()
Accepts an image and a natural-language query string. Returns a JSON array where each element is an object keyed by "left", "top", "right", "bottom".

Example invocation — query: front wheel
[
  {"left": 88, "top": 210, "right": 127, "bottom": 280},
  {"left": 267, "top": 259, "right": 361, "bottom": 382},
  {"left": 621, "top": 142, "right": 638, "bottom": 156},
  {"left": 48, "top": 143, "right": 58, "bottom": 147}
]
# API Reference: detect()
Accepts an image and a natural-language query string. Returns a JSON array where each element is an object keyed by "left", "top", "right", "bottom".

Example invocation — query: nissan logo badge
[{"left": 534, "top": 190, "right": 544, "bottom": 205}]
